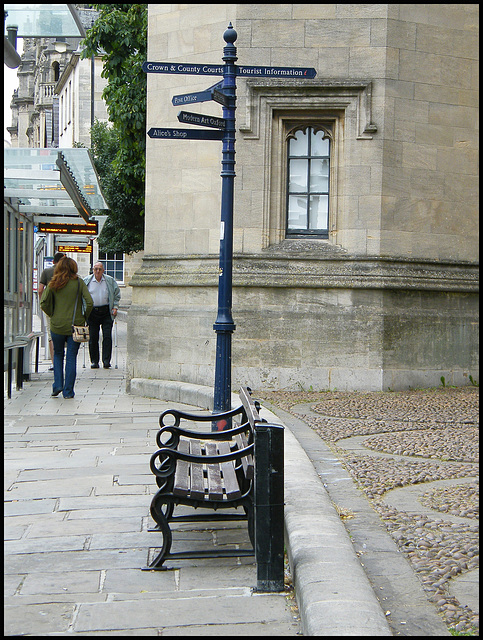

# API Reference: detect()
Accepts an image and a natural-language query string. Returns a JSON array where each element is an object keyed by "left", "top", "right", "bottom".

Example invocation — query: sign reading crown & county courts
[{"left": 143, "top": 61, "right": 316, "bottom": 78}]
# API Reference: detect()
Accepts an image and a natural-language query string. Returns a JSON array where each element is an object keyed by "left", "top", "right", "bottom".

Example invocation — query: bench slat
[
  {"left": 169, "top": 404, "right": 255, "bottom": 504},
  {"left": 173, "top": 439, "right": 190, "bottom": 497},
  {"left": 205, "top": 441, "right": 224, "bottom": 500},
  {"left": 218, "top": 441, "right": 241, "bottom": 499},
  {"left": 189, "top": 439, "right": 206, "bottom": 500}
]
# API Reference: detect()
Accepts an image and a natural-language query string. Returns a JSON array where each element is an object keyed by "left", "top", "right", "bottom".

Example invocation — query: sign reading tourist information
[
  {"left": 145, "top": 25, "right": 318, "bottom": 433},
  {"left": 147, "top": 127, "right": 224, "bottom": 140},
  {"left": 144, "top": 61, "right": 317, "bottom": 79},
  {"left": 177, "top": 111, "right": 226, "bottom": 129},
  {"left": 236, "top": 65, "right": 317, "bottom": 78}
]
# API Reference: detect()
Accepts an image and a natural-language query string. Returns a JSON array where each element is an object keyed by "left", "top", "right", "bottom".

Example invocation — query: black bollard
[{"left": 254, "top": 422, "right": 285, "bottom": 592}]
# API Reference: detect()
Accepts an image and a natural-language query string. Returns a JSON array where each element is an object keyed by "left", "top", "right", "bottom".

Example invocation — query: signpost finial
[{"left": 223, "top": 22, "right": 237, "bottom": 44}]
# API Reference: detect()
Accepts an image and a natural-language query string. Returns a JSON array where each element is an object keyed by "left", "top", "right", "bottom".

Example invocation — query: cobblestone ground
[{"left": 260, "top": 386, "right": 479, "bottom": 635}]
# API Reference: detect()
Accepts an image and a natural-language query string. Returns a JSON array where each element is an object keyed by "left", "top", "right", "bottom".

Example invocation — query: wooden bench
[{"left": 144, "top": 387, "right": 285, "bottom": 591}]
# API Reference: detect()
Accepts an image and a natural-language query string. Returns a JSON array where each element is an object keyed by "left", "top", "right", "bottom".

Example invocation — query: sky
[{"left": 4, "top": 39, "right": 23, "bottom": 145}]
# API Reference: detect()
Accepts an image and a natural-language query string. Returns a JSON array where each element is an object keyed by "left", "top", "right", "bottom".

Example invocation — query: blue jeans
[{"left": 51, "top": 332, "right": 80, "bottom": 398}]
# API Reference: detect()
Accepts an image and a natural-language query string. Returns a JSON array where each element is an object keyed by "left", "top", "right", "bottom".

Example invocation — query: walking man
[{"left": 84, "top": 262, "right": 121, "bottom": 369}]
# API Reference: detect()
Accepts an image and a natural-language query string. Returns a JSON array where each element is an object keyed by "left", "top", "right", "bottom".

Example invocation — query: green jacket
[{"left": 40, "top": 278, "right": 94, "bottom": 335}]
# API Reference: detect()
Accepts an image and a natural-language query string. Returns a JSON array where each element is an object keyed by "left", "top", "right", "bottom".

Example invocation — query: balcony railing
[{"left": 36, "top": 82, "right": 56, "bottom": 106}]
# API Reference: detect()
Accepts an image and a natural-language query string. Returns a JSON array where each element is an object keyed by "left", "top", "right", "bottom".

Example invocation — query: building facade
[{"left": 128, "top": 4, "right": 479, "bottom": 392}]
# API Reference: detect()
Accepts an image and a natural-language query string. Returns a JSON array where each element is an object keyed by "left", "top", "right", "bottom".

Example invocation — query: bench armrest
[
  {"left": 239, "top": 386, "right": 267, "bottom": 425},
  {"left": 159, "top": 404, "right": 244, "bottom": 429},
  {"left": 156, "top": 420, "right": 252, "bottom": 449}
]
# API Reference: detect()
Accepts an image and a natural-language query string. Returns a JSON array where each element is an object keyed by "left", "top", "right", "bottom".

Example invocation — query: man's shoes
[
  {"left": 91, "top": 363, "right": 99, "bottom": 369},
  {"left": 103, "top": 363, "right": 111, "bottom": 369},
  {"left": 51, "top": 389, "right": 62, "bottom": 397}
]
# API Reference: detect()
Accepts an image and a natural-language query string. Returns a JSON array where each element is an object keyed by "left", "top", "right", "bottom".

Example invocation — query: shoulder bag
[{"left": 72, "top": 280, "right": 90, "bottom": 343}]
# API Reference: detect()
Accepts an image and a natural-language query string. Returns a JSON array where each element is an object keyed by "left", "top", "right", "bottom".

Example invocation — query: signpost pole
[
  {"left": 212, "top": 24, "right": 237, "bottom": 430},
  {"left": 143, "top": 30, "right": 316, "bottom": 432}
]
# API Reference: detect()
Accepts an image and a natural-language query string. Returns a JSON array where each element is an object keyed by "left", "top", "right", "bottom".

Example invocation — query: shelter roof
[{"left": 4, "top": 147, "right": 108, "bottom": 223}]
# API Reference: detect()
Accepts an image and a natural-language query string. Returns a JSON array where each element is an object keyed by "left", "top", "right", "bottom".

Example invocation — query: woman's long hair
[{"left": 49, "top": 256, "right": 79, "bottom": 291}]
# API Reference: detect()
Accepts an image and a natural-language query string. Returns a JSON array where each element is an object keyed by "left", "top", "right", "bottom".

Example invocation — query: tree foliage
[
  {"left": 88, "top": 120, "right": 145, "bottom": 254},
  {"left": 81, "top": 4, "right": 147, "bottom": 254}
]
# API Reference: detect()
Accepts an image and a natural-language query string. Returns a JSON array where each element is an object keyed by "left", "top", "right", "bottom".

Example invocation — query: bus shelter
[{"left": 4, "top": 147, "right": 108, "bottom": 396}]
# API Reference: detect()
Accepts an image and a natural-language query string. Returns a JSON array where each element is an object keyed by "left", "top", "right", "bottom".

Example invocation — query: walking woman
[{"left": 40, "top": 257, "right": 93, "bottom": 398}]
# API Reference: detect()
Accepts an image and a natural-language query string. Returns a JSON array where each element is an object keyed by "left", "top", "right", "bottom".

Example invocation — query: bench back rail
[{"left": 156, "top": 416, "right": 251, "bottom": 449}]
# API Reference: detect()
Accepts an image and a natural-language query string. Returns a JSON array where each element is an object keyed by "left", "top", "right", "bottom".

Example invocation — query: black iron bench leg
[{"left": 144, "top": 495, "right": 174, "bottom": 570}]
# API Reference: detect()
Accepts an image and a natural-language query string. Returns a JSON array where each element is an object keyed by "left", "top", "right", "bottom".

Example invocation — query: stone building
[
  {"left": 128, "top": 4, "right": 479, "bottom": 394},
  {"left": 7, "top": 6, "right": 102, "bottom": 149},
  {"left": 7, "top": 36, "right": 78, "bottom": 148}
]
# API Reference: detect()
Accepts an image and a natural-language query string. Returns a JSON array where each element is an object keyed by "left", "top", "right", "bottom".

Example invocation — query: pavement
[{"left": 4, "top": 316, "right": 477, "bottom": 636}]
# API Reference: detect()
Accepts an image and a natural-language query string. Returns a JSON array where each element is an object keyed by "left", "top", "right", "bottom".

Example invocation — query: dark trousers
[{"left": 87, "top": 306, "right": 113, "bottom": 366}]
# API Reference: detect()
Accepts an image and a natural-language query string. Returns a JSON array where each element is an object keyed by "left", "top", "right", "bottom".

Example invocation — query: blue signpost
[
  {"left": 144, "top": 24, "right": 316, "bottom": 429},
  {"left": 212, "top": 24, "right": 237, "bottom": 430}
]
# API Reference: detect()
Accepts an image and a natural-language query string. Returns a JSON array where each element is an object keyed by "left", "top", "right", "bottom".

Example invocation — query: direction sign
[
  {"left": 147, "top": 127, "right": 224, "bottom": 140},
  {"left": 143, "top": 61, "right": 224, "bottom": 76},
  {"left": 211, "top": 88, "right": 229, "bottom": 107},
  {"left": 172, "top": 89, "right": 212, "bottom": 106},
  {"left": 177, "top": 111, "right": 226, "bottom": 129},
  {"left": 236, "top": 65, "right": 317, "bottom": 78},
  {"left": 172, "top": 81, "right": 223, "bottom": 106}
]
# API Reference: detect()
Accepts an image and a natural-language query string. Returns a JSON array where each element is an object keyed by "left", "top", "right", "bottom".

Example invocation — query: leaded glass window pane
[
  {"left": 288, "top": 195, "right": 308, "bottom": 229},
  {"left": 289, "top": 159, "right": 308, "bottom": 192},
  {"left": 289, "top": 130, "right": 308, "bottom": 156}
]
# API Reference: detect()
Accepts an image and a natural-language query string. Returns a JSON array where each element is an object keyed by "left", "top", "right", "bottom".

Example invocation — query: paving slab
[{"left": 72, "top": 592, "right": 295, "bottom": 634}]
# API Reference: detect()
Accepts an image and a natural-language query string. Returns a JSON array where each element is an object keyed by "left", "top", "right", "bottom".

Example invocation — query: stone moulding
[
  {"left": 130, "top": 254, "right": 479, "bottom": 293},
  {"left": 238, "top": 79, "right": 378, "bottom": 140}
]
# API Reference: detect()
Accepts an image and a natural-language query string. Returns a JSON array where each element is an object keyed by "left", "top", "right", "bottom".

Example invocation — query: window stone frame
[{"left": 238, "top": 79, "right": 377, "bottom": 249}]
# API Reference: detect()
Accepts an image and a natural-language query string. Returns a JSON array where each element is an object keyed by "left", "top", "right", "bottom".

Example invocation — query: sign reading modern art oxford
[{"left": 177, "top": 111, "right": 226, "bottom": 129}]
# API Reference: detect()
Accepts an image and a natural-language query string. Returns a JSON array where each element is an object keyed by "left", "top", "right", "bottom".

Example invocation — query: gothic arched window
[{"left": 286, "top": 126, "right": 331, "bottom": 237}]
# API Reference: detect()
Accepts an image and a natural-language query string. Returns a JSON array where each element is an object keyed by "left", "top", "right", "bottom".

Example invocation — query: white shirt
[{"left": 88, "top": 276, "right": 109, "bottom": 307}]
